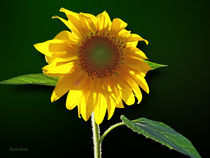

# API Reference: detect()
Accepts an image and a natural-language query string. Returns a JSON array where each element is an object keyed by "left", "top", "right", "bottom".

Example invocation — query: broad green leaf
[
  {"left": 0, "top": 73, "right": 58, "bottom": 86},
  {"left": 143, "top": 60, "right": 167, "bottom": 70},
  {"left": 121, "top": 115, "right": 201, "bottom": 158}
]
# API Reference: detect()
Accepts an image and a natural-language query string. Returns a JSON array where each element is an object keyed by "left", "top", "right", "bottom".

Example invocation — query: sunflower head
[{"left": 34, "top": 8, "right": 150, "bottom": 124}]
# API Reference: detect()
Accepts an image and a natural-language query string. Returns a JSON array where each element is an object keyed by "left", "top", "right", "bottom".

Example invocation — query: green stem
[
  {"left": 91, "top": 114, "right": 101, "bottom": 158},
  {"left": 99, "top": 122, "right": 124, "bottom": 144}
]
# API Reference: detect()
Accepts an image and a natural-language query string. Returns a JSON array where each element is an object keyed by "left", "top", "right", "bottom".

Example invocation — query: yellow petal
[
  {"left": 115, "top": 97, "right": 124, "bottom": 108},
  {"left": 45, "top": 43, "right": 79, "bottom": 64},
  {"left": 97, "top": 11, "right": 112, "bottom": 31},
  {"left": 108, "top": 77, "right": 124, "bottom": 108},
  {"left": 124, "top": 57, "right": 150, "bottom": 77},
  {"left": 77, "top": 104, "right": 81, "bottom": 118},
  {"left": 34, "top": 31, "right": 79, "bottom": 64},
  {"left": 126, "top": 41, "right": 138, "bottom": 47},
  {"left": 85, "top": 91, "right": 96, "bottom": 121},
  {"left": 85, "top": 80, "right": 99, "bottom": 120},
  {"left": 54, "top": 30, "right": 79, "bottom": 42},
  {"left": 60, "top": 8, "right": 79, "bottom": 19},
  {"left": 117, "top": 80, "right": 135, "bottom": 105},
  {"left": 34, "top": 39, "right": 65, "bottom": 57},
  {"left": 52, "top": 15, "right": 82, "bottom": 38},
  {"left": 127, "top": 34, "right": 149, "bottom": 44},
  {"left": 78, "top": 14, "right": 93, "bottom": 35},
  {"left": 49, "top": 56, "right": 78, "bottom": 63},
  {"left": 118, "top": 29, "right": 131, "bottom": 40},
  {"left": 103, "top": 81, "right": 115, "bottom": 120},
  {"left": 51, "top": 75, "right": 71, "bottom": 102},
  {"left": 51, "top": 67, "right": 85, "bottom": 102},
  {"left": 80, "top": 95, "right": 88, "bottom": 121},
  {"left": 128, "top": 70, "right": 149, "bottom": 94},
  {"left": 118, "top": 29, "right": 148, "bottom": 44},
  {"left": 127, "top": 78, "right": 142, "bottom": 103},
  {"left": 107, "top": 94, "right": 116, "bottom": 120},
  {"left": 66, "top": 70, "right": 94, "bottom": 121},
  {"left": 42, "top": 61, "right": 76, "bottom": 76},
  {"left": 80, "top": 12, "right": 99, "bottom": 31},
  {"left": 118, "top": 69, "right": 142, "bottom": 103},
  {"left": 94, "top": 93, "right": 107, "bottom": 124},
  {"left": 111, "top": 18, "right": 127, "bottom": 34},
  {"left": 65, "top": 72, "right": 85, "bottom": 113},
  {"left": 34, "top": 37, "right": 79, "bottom": 64},
  {"left": 66, "top": 90, "right": 83, "bottom": 110},
  {"left": 124, "top": 47, "right": 148, "bottom": 59},
  {"left": 52, "top": 15, "right": 74, "bottom": 32},
  {"left": 80, "top": 79, "right": 96, "bottom": 121},
  {"left": 59, "top": 8, "right": 87, "bottom": 37}
]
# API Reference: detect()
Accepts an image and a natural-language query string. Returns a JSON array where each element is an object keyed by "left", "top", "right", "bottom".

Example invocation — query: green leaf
[
  {"left": 143, "top": 60, "right": 167, "bottom": 70},
  {"left": 0, "top": 73, "right": 58, "bottom": 86},
  {"left": 121, "top": 115, "right": 201, "bottom": 158}
]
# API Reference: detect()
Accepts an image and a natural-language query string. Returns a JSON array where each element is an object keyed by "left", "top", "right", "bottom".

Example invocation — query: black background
[{"left": 0, "top": 0, "right": 210, "bottom": 157}]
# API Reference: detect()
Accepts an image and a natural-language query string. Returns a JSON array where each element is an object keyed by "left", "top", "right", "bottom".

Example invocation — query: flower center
[
  {"left": 79, "top": 35, "right": 124, "bottom": 78},
  {"left": 88, "top": 41, "right": 113, "bottom": 68}
]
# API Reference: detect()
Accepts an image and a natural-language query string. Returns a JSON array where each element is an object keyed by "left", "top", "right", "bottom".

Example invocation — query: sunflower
[{"left": 34, "top": 8, "right": 150, "bottom": 124}]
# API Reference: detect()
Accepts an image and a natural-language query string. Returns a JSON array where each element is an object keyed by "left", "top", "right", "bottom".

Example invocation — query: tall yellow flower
[{"left": 34, "top": 8, "right": 150, "bottom": 124}]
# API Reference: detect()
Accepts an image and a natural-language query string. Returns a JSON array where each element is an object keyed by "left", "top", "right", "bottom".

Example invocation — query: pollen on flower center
[{"left": 79, "top": 34, "right": 124, "bottom": 78}]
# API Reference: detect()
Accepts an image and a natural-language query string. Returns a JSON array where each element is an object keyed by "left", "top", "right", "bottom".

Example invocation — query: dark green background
[{"left": 0, "top": 0, "right": 209, "bottom": 157}]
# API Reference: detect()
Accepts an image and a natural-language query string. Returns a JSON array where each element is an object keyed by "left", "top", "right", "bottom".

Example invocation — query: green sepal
[{"left": 143, "top": 60, "right": 167, "bottom": 70}]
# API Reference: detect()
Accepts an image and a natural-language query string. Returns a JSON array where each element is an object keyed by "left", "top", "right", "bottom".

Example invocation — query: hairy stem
[{"left": 91, "top": 114, "right": 101, "bottom": 158}]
